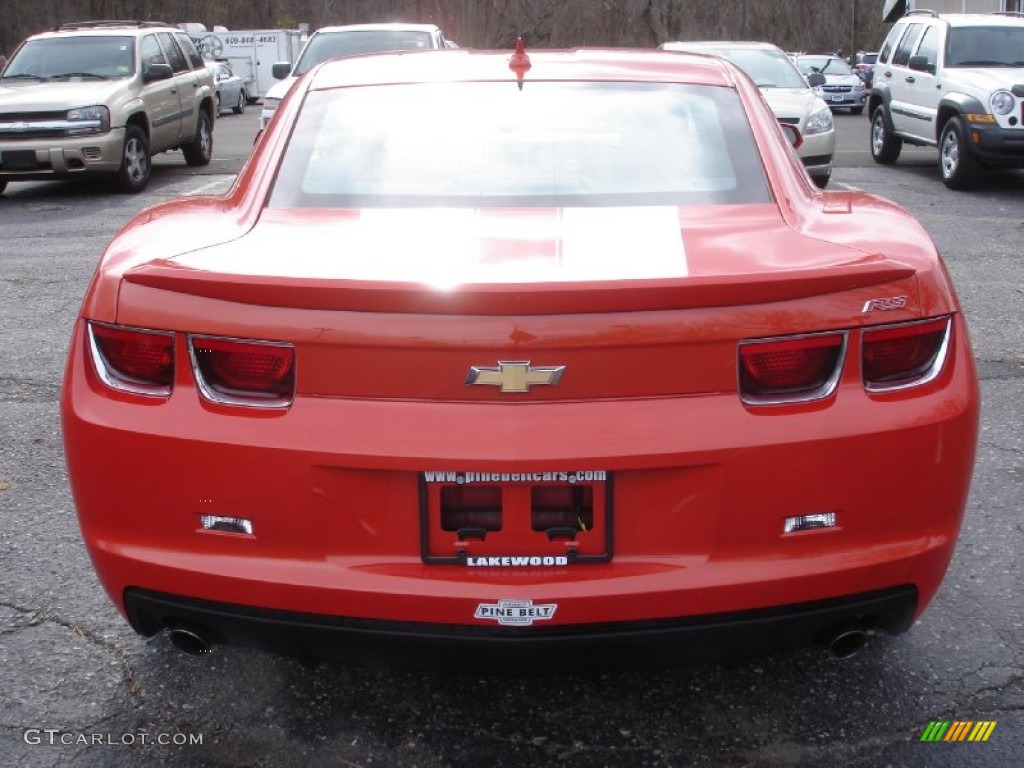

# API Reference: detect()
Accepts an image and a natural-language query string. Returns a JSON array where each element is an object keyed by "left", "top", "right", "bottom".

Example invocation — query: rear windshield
[
  {"left": 2, "top": 36, "right": 135, "bottom": 79},
  {"left": 269, "top": 81, "right": 771, "bottom": 209},
  {"left": 293, "top": 30, "right": 434, "bottom": 76}
]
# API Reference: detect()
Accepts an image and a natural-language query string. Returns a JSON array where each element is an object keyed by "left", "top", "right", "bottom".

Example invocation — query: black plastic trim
[{"left": 124, "top": 584, "right": 918, "bottom": 672}]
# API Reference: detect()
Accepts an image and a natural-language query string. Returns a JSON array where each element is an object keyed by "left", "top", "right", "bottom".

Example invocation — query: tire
[
  {"left": 0, "top": 181, "right": 7, "bottom": 195},
  {"left": 939, "top": 116, "right": 978, "bottom": 190},
  {"left": 850, "top": 106, "right": 864, "bottom": 116},
  {"left": 811, "top": 172, "right": 831, "bottom": 189},
  {"left": 113, "top": 124, "right": 151, "bottom": 193},
  {"left": 870, "top": 107, "right": 902, "bottom": 164},
  {"left": 215, "top": 93, "right": 222, "bottom": 115},
  {"left": 182, "top": 110, "right": 213, "bottom": 167},
  {"left": 232, "top": 90, "right": 246, "bottom": 115}
]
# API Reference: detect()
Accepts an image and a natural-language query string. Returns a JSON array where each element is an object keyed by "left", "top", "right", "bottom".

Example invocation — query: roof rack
[
  {"left": 906, "top": 9, "right": 938, "bottom": 17},
  {"left": 988, "top": 11, "right": 1024, "bottom": 16},
  {"left": 55, "top": 20, "right": 171, "bottom": 32}
]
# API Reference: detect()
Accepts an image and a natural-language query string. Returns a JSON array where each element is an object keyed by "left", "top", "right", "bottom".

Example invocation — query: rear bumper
[
  {"left": 125, "top": 585, "right": 918, "bottom": 671},
  {"left": 63, "top": 312, "right": 979, "bottom": 663}
]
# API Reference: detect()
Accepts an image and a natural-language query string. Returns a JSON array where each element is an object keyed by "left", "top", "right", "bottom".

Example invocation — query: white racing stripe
[{"left": 173, "top": 206, "right": 688, "bottom": 285}]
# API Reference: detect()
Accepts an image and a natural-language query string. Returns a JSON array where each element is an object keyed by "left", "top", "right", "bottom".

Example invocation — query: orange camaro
[{"left": 61, "top": 44, "right": 980, "bottom": 670}]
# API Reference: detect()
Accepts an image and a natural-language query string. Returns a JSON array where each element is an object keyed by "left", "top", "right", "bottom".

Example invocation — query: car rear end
[{"left": 62, "top": 50, "right": 979, "bottom": 669}]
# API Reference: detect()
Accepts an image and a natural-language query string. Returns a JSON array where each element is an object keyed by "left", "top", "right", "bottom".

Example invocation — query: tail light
[
  {"left": 189, "top": 336, "right": 295, "bottom": 407},
  {"left": 739, "top": 332, "right": 846, "bottom": 405},
  {"left": 87, "top": 322, "right": 174, "bottom": 396},
  {"left": 862, "top": 316, "right": 951, "bottom": 392}
]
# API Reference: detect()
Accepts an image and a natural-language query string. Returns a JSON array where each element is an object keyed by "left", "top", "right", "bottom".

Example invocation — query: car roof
[
  {"left": 931, "top": 12, "right": 1024, "bottom": 27},
  {"left": 308, "top": 48, "right": 739, "bottom": 91},
  {"left": 31, "top": 21, "right": 179, "bottom": 40},
  {"left": 311, "top": 23, "right": 442, "bottom": 35},
  {"left": 661, "top": 41, "right": 786, "bottom": 52}
]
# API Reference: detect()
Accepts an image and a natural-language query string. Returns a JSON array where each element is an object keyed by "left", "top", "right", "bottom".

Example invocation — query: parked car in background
[
  {"left": 0, "top": 20, "right": 215, "bottom": 195},
  {"left": 868, "top": 10, "right": 1024, "bottom": 189},
  {"left": 259, "top": 23, "right": 450, "bottom": 128},
  {"left": 62, "top": 44, "right": 979, "bottom": 671},
  {"left": 661, "top": 41, "right": 835, "bottom": 187},
  {"left": 851, "top": 50, "right": 879, "bottom": 88},
  {"left": 206, "top": 59, "right": 246, "bottom": 115},
  {"left": 796, "top": 53, "right": 867, "bottom": 113}
]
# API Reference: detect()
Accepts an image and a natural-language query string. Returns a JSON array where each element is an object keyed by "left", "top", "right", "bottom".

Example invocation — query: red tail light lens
[
  {"left": 739, "top": 333, "right": 845, "bottom": 404},
  {"left": 189, "top": 336, "right": 295, "bottom": 407},
  {"left": 88, "top": 322, "right": 174, "bottom": 395},
  {"left": 862, "top": 316, "right": 950, "bottom": 391}
]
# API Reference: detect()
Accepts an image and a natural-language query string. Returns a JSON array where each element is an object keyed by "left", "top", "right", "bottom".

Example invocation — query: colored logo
[{"left": 920, "top": 721, "right": 996, "bottom": 742}]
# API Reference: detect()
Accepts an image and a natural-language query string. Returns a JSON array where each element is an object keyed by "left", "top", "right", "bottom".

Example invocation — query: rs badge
[{"left": 474, "top": 598, "right": 557, "bottom": 626}]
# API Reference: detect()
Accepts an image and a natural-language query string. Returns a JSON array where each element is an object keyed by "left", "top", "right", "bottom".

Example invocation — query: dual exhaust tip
[{"left": 163, "top": 621, "right": 869, "bottom": 661}]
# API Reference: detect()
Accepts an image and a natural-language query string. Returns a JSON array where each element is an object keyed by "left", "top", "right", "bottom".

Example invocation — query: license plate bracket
[
  {"left": 0, "top": 149, "right": 39, "bottom": 170},
  {"left": 420, "top": 471, "right": 613, "bottom": 565}
]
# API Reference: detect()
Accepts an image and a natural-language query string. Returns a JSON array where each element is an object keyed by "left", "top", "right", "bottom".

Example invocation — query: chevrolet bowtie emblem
[{"left": 465, "top": 361, "right": 566, "bottom": 393}]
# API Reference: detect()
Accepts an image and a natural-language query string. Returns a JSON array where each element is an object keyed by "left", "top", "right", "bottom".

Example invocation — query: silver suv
[
  {"left": 0, "top": 20, "right": 216, "bottom": 195},
  {"left": 868, "top": 10, "right": 1024, "bottom": 189}
]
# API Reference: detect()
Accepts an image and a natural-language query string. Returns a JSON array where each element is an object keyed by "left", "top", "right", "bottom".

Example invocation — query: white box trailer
[{"left": 190, "top": 30, "right": 304, "bottom": 102}]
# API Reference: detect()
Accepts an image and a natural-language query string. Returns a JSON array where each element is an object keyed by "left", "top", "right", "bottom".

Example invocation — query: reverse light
[
  {"left": 739, "top": 332, "right": 846, "bottom": 405},
  {"left": 862, "top": 316, "right": 951, "bottom": 392},
  {"left": 200, "top": 515, "right": 253, "bottom": 535},
  {"left": 87, "top": 322, "right": 174, "bottom": 396},
  {"left": 189, "top": 335, "right": 295, "bottom": 407},
  {"left": 784, "top": 512, "right": 837, "bottom": 533}
]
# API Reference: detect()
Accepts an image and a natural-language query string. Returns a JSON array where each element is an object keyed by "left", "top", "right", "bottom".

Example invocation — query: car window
[
  {"left": 293, "top": 30, "right": 435, "bottom": 76},
  {"left": 946, "top": 25, "right": 1024, "bottom": 66},
  {"left": 698, "top": 48, "right": 808, "bottom": 89},
  {"left": 878, "top": 22, "right": 907, "bottom": 65},
  {"left": 796, "top": 55, "right": 853, "bottom": 76},
  {"left": 916, "top": 27, "right": 940, "bottom": 69},
  {"left": 157, "top": 32, "right": 189, "bottom": 73},
  {"left": 892, "top": 23, "right": 925, "bottom": 67},
  {"left": 140, "top": 34, "right": 167, "bottom": 68},
  {"left": 270, "top": 81, "right": 771, "bottom": 209},
  {"left": 175, "top": 33, "right": 205, "bottom": 69},
  {"left": 2, "top": 36, "right": 135, "bottom": 79}
]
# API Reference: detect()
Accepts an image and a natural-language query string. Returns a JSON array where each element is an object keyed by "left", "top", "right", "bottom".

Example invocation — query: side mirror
[
  {"left": 908, "top": 55, "right": 935, "bottom": 75},
  {"left": 778, "top": 122, "right": 803, "bottom": 150},
  {"left": 142, "top": 62, "right": 173, "bottom": 83},
  {"left": 806, "top": 72, "right": 826, "bottom": 87},
  {"left": 271, "top": 62, "right": 291, "bottom": 80}
]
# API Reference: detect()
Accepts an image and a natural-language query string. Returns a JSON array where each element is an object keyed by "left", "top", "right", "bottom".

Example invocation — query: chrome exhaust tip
[
  {"left": 167, "top": 624, "right": 212, "bottom": 656},
  {"left": 825, "top": 629, "right": 867, "bottom": 659}
]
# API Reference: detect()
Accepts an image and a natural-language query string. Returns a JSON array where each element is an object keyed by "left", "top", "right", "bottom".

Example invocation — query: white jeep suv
[{"left": 868, "top": 10, "right": 1024, "bottom": 189}]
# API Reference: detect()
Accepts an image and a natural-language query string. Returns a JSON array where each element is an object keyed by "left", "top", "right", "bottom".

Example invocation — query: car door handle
[
  {"left": 883, "top": 70, "right": 892, "bottom": 78},
  {"left": 170, "top": 88, "right": 177, "bottom": 94}
]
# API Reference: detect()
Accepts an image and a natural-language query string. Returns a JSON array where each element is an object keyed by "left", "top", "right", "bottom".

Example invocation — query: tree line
[{"left": 1, "top": 1, "right": 889, "bottom": 61}]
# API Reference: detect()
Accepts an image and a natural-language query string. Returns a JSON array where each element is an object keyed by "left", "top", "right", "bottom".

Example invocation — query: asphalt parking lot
[{"left": 1, "top": 110, "right": 1022, "bottom": 767}]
